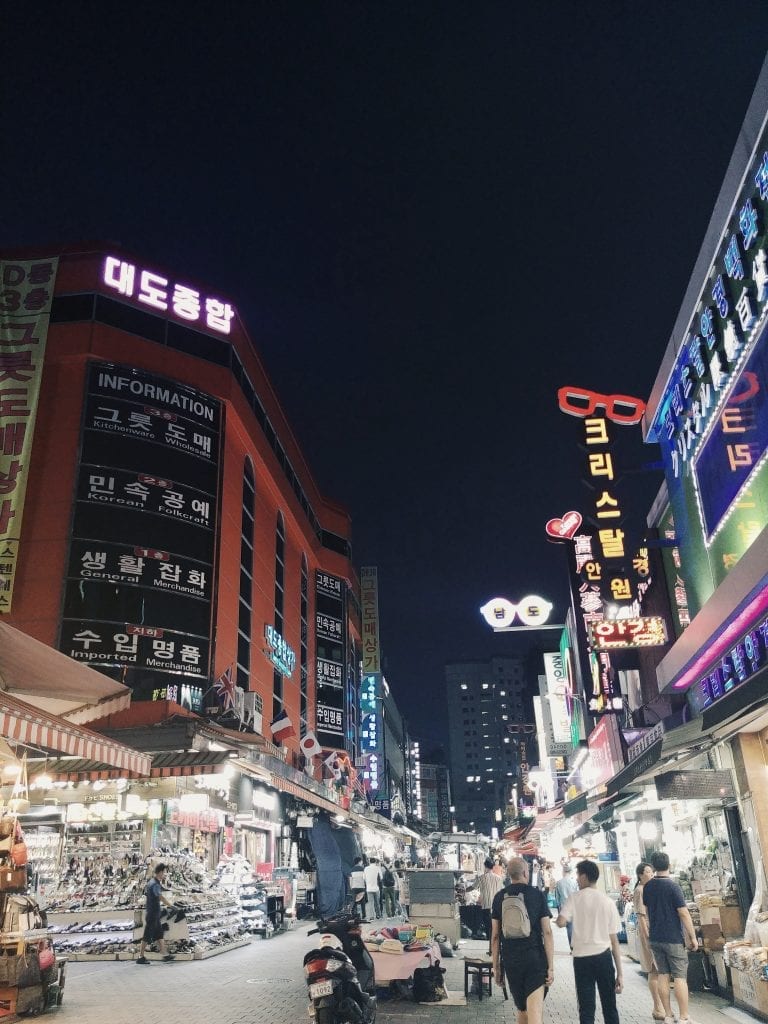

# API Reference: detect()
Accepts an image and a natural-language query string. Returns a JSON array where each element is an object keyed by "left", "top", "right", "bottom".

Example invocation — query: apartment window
[{"left": 236, "top": 459, "right": 255, "bottom": 691}]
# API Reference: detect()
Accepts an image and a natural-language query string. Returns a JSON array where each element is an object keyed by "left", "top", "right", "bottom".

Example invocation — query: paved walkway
[{"left": 54, "top": 918, "right": 738, "bottom": 1024}]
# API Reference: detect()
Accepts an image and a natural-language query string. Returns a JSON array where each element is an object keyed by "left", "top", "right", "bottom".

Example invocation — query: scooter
[{"left": 304, "top": 912, "right": 376, "bottom": 1024}]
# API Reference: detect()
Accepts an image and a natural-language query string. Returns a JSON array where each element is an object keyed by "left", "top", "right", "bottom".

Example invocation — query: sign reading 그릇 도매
[{"left": 0, "top": 258, "right": 59, "bottom": 613}]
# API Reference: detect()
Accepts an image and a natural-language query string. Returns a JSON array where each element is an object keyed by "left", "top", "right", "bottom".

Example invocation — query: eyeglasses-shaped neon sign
[{"left": 480, "top": 595, "right": 554, "bottom": 629}]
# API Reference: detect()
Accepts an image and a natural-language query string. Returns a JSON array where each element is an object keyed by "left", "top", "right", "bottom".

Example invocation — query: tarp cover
[{"left": 308, "top": 817, "right": 346, "bottom": 918}]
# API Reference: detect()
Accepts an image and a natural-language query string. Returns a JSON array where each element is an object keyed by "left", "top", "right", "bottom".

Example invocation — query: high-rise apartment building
[{"left": 445, "top": 657, "right": 530, "bottom": 835}]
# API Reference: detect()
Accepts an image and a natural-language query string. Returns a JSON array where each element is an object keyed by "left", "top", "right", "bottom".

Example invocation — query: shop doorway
[{"left": 724, "top": 805, "right": 754, "bottom": 919}]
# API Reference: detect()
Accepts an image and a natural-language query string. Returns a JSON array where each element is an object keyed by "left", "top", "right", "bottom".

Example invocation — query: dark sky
[{"left": 5, "top": 5, "right": 768, "bottom": 744}]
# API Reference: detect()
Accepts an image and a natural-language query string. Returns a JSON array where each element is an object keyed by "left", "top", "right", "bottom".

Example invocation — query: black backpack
[
  {"left": 412, "top": 961, "right": 447, "bottom": 1002},
  {"left": 382, "top": 867, "right": 395, "bottom": 887}
]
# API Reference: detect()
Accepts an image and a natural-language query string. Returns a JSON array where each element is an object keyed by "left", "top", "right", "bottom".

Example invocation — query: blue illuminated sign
[
  {"left": 650, "top": 128, "right": 768, "bottom": 488},
  {"left": 688, "top": 612, "right": 768, "bottom": 714},
  {"left": 360, "top": 674, "right": 381, "bottom": 791},
  {"left": 264, "top": 624, "right": 296, "bottom": 677},
  {"left": 694, "top": 324, "right": 768, "bottom": 539}
]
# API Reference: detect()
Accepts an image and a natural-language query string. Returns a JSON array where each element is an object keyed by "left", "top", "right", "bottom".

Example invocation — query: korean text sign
[{"left": 0, "top": 258, "right": 59, "bottom": 612}]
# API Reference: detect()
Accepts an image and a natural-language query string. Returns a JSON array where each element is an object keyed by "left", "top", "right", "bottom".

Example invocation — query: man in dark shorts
[
  {"left": 491, "top": 857, "right": 554, "bottom": 1024},
  {"left": 137, "top": 863, "right": 175, "bottom": 964},
  {"left": 642, "top": 852, "right": 698, "bottom": 1024}
]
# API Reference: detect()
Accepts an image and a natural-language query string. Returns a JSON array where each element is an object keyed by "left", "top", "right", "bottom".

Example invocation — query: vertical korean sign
[
  {"left": 314, "top": 570, "right": 346, "bottom": 748},
  {"left": 59, "top": 362, "right": 221, "bottom": 709},
  {"left": 360, "top": 566, "right": 381, "bottom": 674},
  {"left": 0, "top": 258, "right": 58, "bottom": 612},
  {"left": 359, "top": 567, "right": 383, "bottom": 797}
]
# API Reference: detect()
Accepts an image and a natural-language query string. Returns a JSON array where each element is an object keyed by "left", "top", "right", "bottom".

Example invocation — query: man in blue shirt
[
  {"left": 642, "top": 852, "right": 698, "bottom": 1024},
  {"left": 137, "top": 863, "right": 175, "bottom": 964}
]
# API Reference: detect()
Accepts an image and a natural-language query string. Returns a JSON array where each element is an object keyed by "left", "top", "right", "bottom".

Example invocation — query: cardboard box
[
  {"left": 700, "top": 907, "right": 721, "bottom": 926},
  {"left": 732, "top": 968, "right": 757, "bottom": 1005},
  {"left": 720, "top": 906, "right": 744, "bottom": 938},
  {"left": 701, "top": 923, "right": 724, "bottom": 950}
]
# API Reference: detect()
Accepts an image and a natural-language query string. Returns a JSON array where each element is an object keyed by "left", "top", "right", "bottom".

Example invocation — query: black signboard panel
[
  {"left": 314, "top": 570, "right": 346, "bottom": 748},
  {"left": 59, "top": 363, "right": 222, "bottom": 701},
  {"left": 655, "top": 770, "right": 735, "bottom": 802}
]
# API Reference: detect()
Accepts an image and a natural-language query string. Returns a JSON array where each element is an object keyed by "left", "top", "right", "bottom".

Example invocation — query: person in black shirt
[
  {"left": 491, "top": 857, "right": 554, "bottom": 1024},
  {"left": 137, "top": 863, "right": 175, "bottom": 964}
]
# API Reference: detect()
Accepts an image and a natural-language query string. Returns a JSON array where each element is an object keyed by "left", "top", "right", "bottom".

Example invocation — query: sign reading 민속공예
[
  {"left": 59, "top": 362, "right": 221, "bottom": 709},
  {"left": 0, "top": 257, "right": 59, "bottom": 612}
]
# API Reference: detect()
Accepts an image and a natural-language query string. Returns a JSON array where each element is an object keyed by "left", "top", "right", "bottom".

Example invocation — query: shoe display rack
[
  {"left": 47, "top": 849, "right": 251, "bottom": 961},
  {"left": 21, "top": 823, "right": 64, "bottom": 905},
  {"left": 216, "top": 855, "right": 285, "bottom": 938}
]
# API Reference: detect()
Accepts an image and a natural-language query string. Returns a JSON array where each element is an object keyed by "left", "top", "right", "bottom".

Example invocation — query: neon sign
[
  {"left": 545, "top": 511, "right": 583, "bottom": 540},
  {"left": 102, "top": 256, "right": 234, "bottom": 335},
  {"left": 480, "top": 595, "right": 554, "bottom": 629},
  {"left": 360, "top": 674, "right": 381, "bottom": 791},
  {"left": 687, "top": 609, "right": 768, "bottom": 714},
  {"left": 264, "top": 624, "right": 295, "bottom": 677},
  {"left": 558, "top": 386, "right": 646, "bottom": 426},
  {"left": 590, "top": 616, "right": 668, "bottom": 650}
]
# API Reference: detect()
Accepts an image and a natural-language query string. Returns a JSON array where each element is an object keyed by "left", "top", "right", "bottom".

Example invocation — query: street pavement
[{"left": 55, "top": 917, "right": 739, "bottom": 1024}]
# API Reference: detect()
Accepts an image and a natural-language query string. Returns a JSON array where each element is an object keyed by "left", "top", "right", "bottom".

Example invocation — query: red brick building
[{"left": 0, "top": 245, "right": 361, "bottom": 764}]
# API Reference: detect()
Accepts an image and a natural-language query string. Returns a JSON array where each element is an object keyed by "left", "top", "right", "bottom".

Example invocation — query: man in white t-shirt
[
  {"left": 363, "top": 858, "right": 383, "bottom": 920},
  {"left": 555, "top": 860, "right": 623, "bottom": 1024}
]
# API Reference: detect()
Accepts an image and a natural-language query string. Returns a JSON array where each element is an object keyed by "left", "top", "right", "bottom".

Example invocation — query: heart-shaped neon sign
[{"left": 545, "top": 511, "right": 582, "bottom": 541}]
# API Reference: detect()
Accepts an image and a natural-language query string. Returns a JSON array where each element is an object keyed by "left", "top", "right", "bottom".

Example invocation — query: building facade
[
  {"left": 445, "top": 657, "right": 530, "bottom": 834},
  {"left": 0, "top": 244, "right": 361, "bottom": 765}
]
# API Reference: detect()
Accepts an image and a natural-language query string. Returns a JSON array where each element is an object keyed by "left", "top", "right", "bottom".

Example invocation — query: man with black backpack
[
  {"left": 491, "top": 857, "right": 554, "bottom": 1024},
  {"left": 381, "top": 861, "right": 397, "bottom": 918}
]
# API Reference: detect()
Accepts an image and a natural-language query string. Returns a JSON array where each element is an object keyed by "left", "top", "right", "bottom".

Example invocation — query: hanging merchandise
[
  {"left": 12, "top": 821, "right": 29, "bottom": 868},
  {"left": 8, "top": 756, "right": 30, "bottom": 816}
]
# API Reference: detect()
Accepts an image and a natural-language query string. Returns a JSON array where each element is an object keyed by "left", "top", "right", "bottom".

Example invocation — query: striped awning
[
  {"left": 0, "top": 693, "right": 150, "bottom": 776},
  {"left": 31, "top": 748, "right": 234, "bottom": 783},
  {"left": 270, "top": 773, "right": 342, "bottom": 815}
]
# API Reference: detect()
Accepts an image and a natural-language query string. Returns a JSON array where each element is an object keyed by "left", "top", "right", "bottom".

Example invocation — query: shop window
[{"left": 50, "top": 293, "right": 96, "bottom": 323}]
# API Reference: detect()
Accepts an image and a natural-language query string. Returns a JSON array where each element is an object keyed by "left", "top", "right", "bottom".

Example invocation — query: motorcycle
[{"left": 304, "top": 912, "right": 377, "bottom": 1024}]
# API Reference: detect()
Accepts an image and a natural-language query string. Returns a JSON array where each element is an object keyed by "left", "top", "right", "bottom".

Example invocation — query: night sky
[{"left": 5, "top": 5, "right": 768, "bottom": 744}]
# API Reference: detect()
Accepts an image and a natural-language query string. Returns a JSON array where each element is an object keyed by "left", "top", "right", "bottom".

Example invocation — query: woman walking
[{"left": 634, "top": 862, "right": 665, "bottom": 1020}]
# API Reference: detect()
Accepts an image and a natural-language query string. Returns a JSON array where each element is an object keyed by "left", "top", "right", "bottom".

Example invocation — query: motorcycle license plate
[{"left": 309, "top": 980, "right": 334, "bottom": 999}]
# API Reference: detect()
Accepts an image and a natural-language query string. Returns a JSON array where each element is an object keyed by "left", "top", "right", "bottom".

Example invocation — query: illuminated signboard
[
  {"left": 60, "top": 363, "right": 220, "bottom": 698},
  {"left": 590, "top": 616, "right": 668, "bottom": 650},
  {"left": 264, "top": 624, "right": 296, "bottom": 677},
  {"left": 647, "top": 125, "right": 768, "bottom": 596},
  {"left": 360, "top": 673, "right": 380, "bottom": 792},
  {"left": 693, "top": 341, "right": 768, "bottom": 542},
  {"left": 543, "top": 649, "right": 573, "bottom": 747},
  {"left": 314, "top": 570, "right": 346, "bottom": 747},
  {"left": 480, "top": 595, "right": 554, "bottom": 629},
  {"left": 688, "top": 609, "right": 768, "bottom": 714},
  {"left": 102, "top": 256, "right": 234, "bottom": 335},
  {"left": 584, "top": 715, "right": 625, "bottom": 790}
]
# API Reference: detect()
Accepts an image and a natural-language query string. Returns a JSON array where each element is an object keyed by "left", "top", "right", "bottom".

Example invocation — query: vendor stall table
[{"left": 369, "top": 942, "right": 441, "bottom": 984}]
